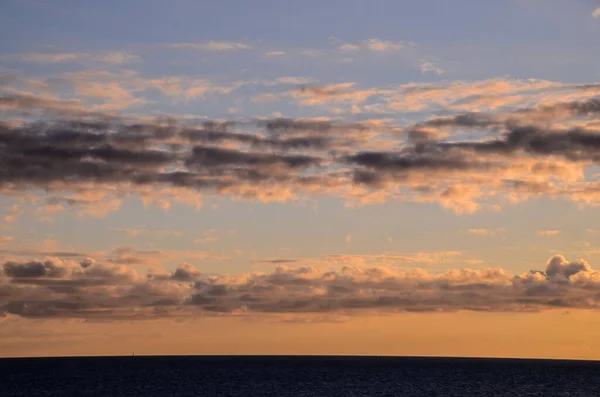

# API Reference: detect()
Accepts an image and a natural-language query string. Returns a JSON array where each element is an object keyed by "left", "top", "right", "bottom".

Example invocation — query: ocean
[{"left": 1, "top": 355, "right": 599, "bottom": 396}]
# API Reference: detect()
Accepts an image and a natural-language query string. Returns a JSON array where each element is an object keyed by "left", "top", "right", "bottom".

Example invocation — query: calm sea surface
[{"left": 1, "top": 355, "right": 599, "bottom": 396}]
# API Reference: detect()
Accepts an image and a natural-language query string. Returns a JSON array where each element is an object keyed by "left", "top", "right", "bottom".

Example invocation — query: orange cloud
[
  {"left": 538, "top": 230, "right": 560, "bottom": 237},
  {"left": 468, "top": 228, "right": 505, "bottom": 236}
]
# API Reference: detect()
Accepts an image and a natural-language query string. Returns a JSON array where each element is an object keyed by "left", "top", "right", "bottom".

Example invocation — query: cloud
[
  {"left": 168, "top": 42, "right": 251, "bottom": 51},
  {"left": 248, "top": 252, "right": 467, "bottom": 269},
  {"left": 0, "top": 245, "right": 227, "bottom": 269},
  {"left": 1, "top": 51, "right": 140, "bottom": 64},
  {"left": 538, "top": 230, "right": 560, "bottom": 236},
  {"left": 265, "top": 51, "right": 285, "bottom": 57},
  {"left": 169, "top": 263, "right": 202, "bottom": 282},
  {"left": 2, "top": 69, "right": 247, "bottom": 115},
  {"left": 252, "top": 258, "right": 300, "bottom": 265},
  {"left": 545, "top": 255, "right": 591, "bottom": 279},
  {"left": 255, "top": 82, "right": 389, "bottom": 107},
  {"left": 2, "top": 254, "right": 600, "bottom": 319},
  {"left": 323, "top": 252, "right": 463, "bottom": 266},
  {"left": 387, "top": 79, "right": 599, "bottom": 113},
  {"left": 275, "top": 76, "right": 317, "bottom": 85},
  {"left": 339, "top": 39, "right": 405, "bottom": 52},
  {"left": 0, "top": 91, "right": 89, "bottom": 115},
  {"left": 419, "top": 61, "right": 445, "bottom": 75},
  {"left": 113, "top": 228, "right": 140, "bottom": 237},
  {"left": 1, "top": 89, "right": 600, "bottom": 214},
  {"left": 468, "top": 228, "right": 505, "bottom": 236},
  {"left": 593, "top": 8, "right": 600, "bottom": 18},
  {"left": 252, "top": 77, "right": 600, "bottom": 116},
  {"left": 194, "top": 237, "right": 218, "bottom": 245}
]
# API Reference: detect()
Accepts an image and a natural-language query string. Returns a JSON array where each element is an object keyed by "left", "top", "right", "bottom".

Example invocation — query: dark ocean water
[{"left": 1, "top": 355, "right": 599, "bottom": 396}]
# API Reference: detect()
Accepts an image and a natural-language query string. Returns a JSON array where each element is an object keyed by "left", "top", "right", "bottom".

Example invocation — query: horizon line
[{"left": 2, "top": 354, "right": 600, "bottom": 363}]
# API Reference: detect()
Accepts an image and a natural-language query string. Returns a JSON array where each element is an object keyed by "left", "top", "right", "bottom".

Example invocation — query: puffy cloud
[
  {"left": 170, "top": 263, "right": 202, "bottom": 282},
  {"left": 593, "top": 8, "right": 600, "bottom": 18},
  {"left": 3, "top": 259, "right": 71, "bottom": 278},
  {"left": 2, "top": 254, "right": 600, "bottom": 319},
  {"left": 419, "top": 61, "right": 444, "bottom": 75},
  {"left": 545, "top": 255, "right": 591, "bottom": 279}
]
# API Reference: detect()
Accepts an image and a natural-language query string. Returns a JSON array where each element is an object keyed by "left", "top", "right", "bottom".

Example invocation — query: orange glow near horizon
[{"left": 2, "top": 311, "right": 600, "bottom": 360}]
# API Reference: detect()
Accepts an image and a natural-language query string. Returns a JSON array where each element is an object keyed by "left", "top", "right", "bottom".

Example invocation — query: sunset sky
[{"left": 1, "top": 0, "right": 600, "bottom": 359}]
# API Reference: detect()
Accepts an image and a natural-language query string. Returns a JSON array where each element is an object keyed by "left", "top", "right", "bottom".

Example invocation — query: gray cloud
[
  {"left": 1, "top": 255, "right": 599, "bottom": 319},
  {"left": 0, "top": 92, "right": 600, "bottom": 212},
  {"left": 186, "top": 146, "right": 322, "bottom": 169},
  {"left": 3, "top": 260, "right": 70, "bottom": 278},
  {"left": 169, "top": 263, "right": 202, "bottom": 282}
]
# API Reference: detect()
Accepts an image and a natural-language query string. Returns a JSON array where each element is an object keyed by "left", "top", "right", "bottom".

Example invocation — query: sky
[{"left": 1, "top": 0, "right": 600, "bottom": 359}]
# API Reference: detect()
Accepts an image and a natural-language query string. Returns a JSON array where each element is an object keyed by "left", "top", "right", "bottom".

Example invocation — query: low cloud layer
[{"left": 1, "top": 254, "right": 599, "bottom": 320}]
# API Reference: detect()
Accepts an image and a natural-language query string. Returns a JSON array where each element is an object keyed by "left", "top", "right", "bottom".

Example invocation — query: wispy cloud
[
  {"left": 255, "top": 82, "right": 388, "bottom": 107},
  {"left": 168, "top": 41, "right": 252, "bottom": 51},
  {"left": 538, "top": 230, "right": 560, "bottom": 237},
  {"left": 468, "top": 228, "right": 505, "bottom": 237},
  {"left": 113, "top": 228, "right": 141, "bottom": 238},
  {"left": 1, "top": 51, "right": 140, "bottom": 64},
  {"left": 386, "top": 78, "right": 597, "bottom": 113},
  {"left": 253, "top": 77, "right": 600, "bottom": 115},
  {"left": 592, "top": 7, "right": 600, "bottom": 18},
  {"left": 194, "top": 237, "right": 219, "bottom": 245},
  {"left": 252, "top": 258, "right": 299, "bottom": 264},
  {"left": 339, "top": 39, "right": 405, "bottom": 52},
  {"left": 265, "top": 51, "right": 285, "bottom": 57}
]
